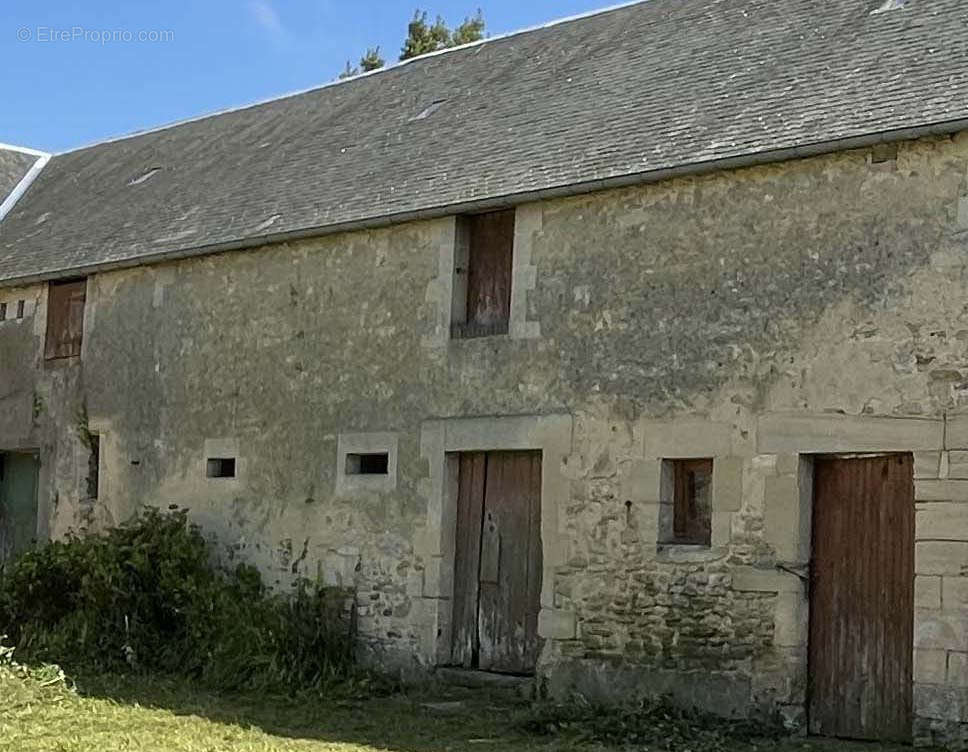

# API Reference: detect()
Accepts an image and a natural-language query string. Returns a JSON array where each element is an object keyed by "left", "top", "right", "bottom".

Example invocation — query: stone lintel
[{"left": 758, "top": 413, "right": 942, "bottom": 454}]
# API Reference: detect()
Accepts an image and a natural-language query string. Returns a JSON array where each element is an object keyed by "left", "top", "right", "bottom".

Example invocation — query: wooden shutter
[
  {"left": 673, "top": 458, "right": 713, "bottom": 545},
  {"left": 455, "top": 210, "right": 514, "bottom": 338},
  {"left": 45, "top": 279, "right": 87, "bottom": 360}
]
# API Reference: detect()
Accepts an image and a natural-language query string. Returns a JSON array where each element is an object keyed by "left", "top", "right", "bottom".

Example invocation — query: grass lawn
[
  {"left": 1, "top": 667, "right": 590, "bottom": 752},
  {"left": 0, "top": 667, "right": 919, "bottom": 752}
]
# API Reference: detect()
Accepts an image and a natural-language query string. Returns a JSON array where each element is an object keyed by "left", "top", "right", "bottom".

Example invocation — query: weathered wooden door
[
  {"left": 0, "top": 452, "right": 40, "bottom": 565},
  {"left": 451, "top": 451, "right": 542, "bottom": 674},
  {"left": 809, "top": 454, "right": 914, "bottom": 741}
]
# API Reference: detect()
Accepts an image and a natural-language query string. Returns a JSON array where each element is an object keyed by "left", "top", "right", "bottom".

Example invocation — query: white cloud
[{"left": 248, "top": 0, "right": 285, "bottom": 37}]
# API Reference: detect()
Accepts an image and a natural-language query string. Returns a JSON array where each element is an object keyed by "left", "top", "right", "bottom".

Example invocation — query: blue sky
[{"left": 1, "top": 0, "right": 611, "bottom": 153}]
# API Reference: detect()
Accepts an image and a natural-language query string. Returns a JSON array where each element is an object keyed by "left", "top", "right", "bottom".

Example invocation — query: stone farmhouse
[{"left": 2, "top": 0, "right": 968, "bottom": 744}]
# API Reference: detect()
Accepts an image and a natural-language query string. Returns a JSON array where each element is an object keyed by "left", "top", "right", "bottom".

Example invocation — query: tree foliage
[
  {"left": 399, "top": 11, "right": 454, "bottom": 60},
  {"left": 450, "top": 11, "right": 486, "bottom": 48},
  {"left": 360, "top": 46, "right": 386, "bottom": 71},
  {"left": 339, "top": 46, "right": 387, "bottom": 79},
  {"left": 338, "top": 9, "right": 485, "bottom": 78}
]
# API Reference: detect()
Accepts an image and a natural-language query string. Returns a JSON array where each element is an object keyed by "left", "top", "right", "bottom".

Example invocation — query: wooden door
[
  {"left": 809, "top": 454, "right": 914, "bottom": 741},
  {"left": 451, "top": 451, "right": 542, "bottom": 674},
  {"left": 0, "top": 452, "right": 40, "bottom": 565}
]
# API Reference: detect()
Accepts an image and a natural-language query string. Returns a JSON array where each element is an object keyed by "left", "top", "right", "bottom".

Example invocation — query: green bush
[{"left": 0, "top": 508, "right": 354, "bottom": 692}]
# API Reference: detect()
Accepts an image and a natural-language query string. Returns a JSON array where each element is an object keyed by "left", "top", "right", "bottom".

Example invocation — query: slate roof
[
  {"left": 1, "top": 0, "right": 967, "bottom": 285},
  {"left": 0, "top": 147, "right": 41, "bottom": 214}
]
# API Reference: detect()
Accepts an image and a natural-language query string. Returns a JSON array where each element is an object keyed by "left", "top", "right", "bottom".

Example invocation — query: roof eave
[{"left": 2, "top": 116, "right": 967, "bottom": 290}]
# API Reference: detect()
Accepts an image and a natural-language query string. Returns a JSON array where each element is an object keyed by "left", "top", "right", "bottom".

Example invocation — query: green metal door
[{"left": 0, "top": 452, "right": 40, "bottom": 564}]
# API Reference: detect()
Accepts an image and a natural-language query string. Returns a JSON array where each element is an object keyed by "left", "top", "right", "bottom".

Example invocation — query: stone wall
[
  {"left": 2, "top": 131, "right": 968, "bottom": 741},
  {"left": 911, "top": 422, "right": 968, "bottom": 747}
]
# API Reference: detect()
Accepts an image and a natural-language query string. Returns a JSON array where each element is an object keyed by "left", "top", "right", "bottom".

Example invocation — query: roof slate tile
[{"left": 1, "top": 0, "right": 967, "bottom": 283}]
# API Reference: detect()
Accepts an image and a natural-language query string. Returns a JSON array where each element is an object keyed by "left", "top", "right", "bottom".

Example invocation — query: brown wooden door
[
  {"left": 809, "top": 454, "right": 914, "bottom": 741},
  {"left": 451, "top": 451, "right": 542, "bottom": 674}
]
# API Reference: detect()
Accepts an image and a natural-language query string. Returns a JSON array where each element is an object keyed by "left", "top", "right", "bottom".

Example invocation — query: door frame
[
  {"left": 0, "top": 448, "right": 43, "bottom": 562},
  {"left": 418, "top": 415, "right": 573, "bottom": 668}
]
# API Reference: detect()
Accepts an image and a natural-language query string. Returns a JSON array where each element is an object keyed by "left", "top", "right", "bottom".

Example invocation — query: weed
[
  {"left": 521, "top": 693, "right": 786, "bottom": 751},
  {"left": 0, "top": 508, "right": 354, "bottom": 693}
]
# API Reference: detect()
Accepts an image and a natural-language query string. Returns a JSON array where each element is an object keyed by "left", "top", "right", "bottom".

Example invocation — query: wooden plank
[
  {"left": 450, "top": 452, "right": 486, "bottom": 668},
  {"left": 808, "top": 454, "right": 913, "bottom": 741},
  {"left": 478, "top": 451, "right": 542, "bottom": 674},
  {"left": 66, "top": 285, "right": 86, "bottom": 356},
  {"left": 479, "top": 509, "right": 500, "bottom": 585},
  {"left": 890, "top": 455, "right": 915, "bottom": 736},
  {"left": 524, "top": 451, "right": 543, "bottom": 672}
]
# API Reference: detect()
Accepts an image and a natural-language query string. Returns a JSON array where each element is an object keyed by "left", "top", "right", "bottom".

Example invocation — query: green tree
[
  {"left": 400, "top": 10, "right": 452, "bottom": 60},
  {"left": 451, "top": 11, "right": 485, "bottom": 46},
  {"left": 338, "top": 60, "right": 358, "bottom": 79},
  {"left": 360, "top": 46, "right": 385, "bottom": 72},
  {"left": 338, "top": 48, "right": 386, "bottom": 80},
  {"left": 338, "top": 9, "right": 485, "bottom": 78}
]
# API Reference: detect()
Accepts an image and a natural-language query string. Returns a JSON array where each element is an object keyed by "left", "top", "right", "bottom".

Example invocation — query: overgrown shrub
[
  {"left": 521, "top": 694, "right": 785, "bottom": 751},
  {"left": 0, "top": 508, "right": 354, "bottom": 692}
]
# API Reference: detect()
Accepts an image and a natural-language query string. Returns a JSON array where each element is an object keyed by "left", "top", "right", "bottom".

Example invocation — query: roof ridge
[
  {"left": 0, "top": 152, "right": 50, "bottom": 224},
  {"left": 53, "top": 0, "right": 653, "bottom": 156},
  {"left": 0, "top": 142, "right": 50, "bottom": 158}
]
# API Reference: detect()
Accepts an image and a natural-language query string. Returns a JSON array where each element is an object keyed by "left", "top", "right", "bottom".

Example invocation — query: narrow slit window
[
  {"left": 345, "top": 452, "right": 389, "bottom": 476},
  {"left": 672, "top": 458, "right": 713, "bottom": 546},
  {"left": 451, "top": 209, "right": 514, "bottom": 339},
  {"left": 45, "top": 278, "right": 87, "bottom": 360},
  {"left": 16, "top": 300, "right": 24, "bottom": 319},
  {"left": 87, "top": 434, "right": 100, "bottom": 500},
  {"left": 0, "top": 303, "right": 6, "bottom": 321},
  {"left": 206, "top": 457, "right": 236, "bottom": 478}
]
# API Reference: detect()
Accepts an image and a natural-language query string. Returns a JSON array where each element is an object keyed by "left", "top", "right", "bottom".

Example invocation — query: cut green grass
[
  {"left": 0, "top": 667, "right": 922, "bottom": 752},
  {"left": 1, "top": 668, "right": 585, "bottom": 752}
]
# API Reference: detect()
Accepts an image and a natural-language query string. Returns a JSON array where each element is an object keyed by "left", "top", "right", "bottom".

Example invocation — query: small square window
[
  {"left": 336, "top": 433, "right": 398, "bottom": 495},
  {"left": 345, "top": 452, "right": 389, "bottom": 475},
  {"left": 206, "top": 457, "right": 236, "bottom": 478},
  {"left": 671, "top": 458, "right": 713, "bottom": 546},
  {"left": 871, "top": 143, "right": 898, "bottom": 164}
]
